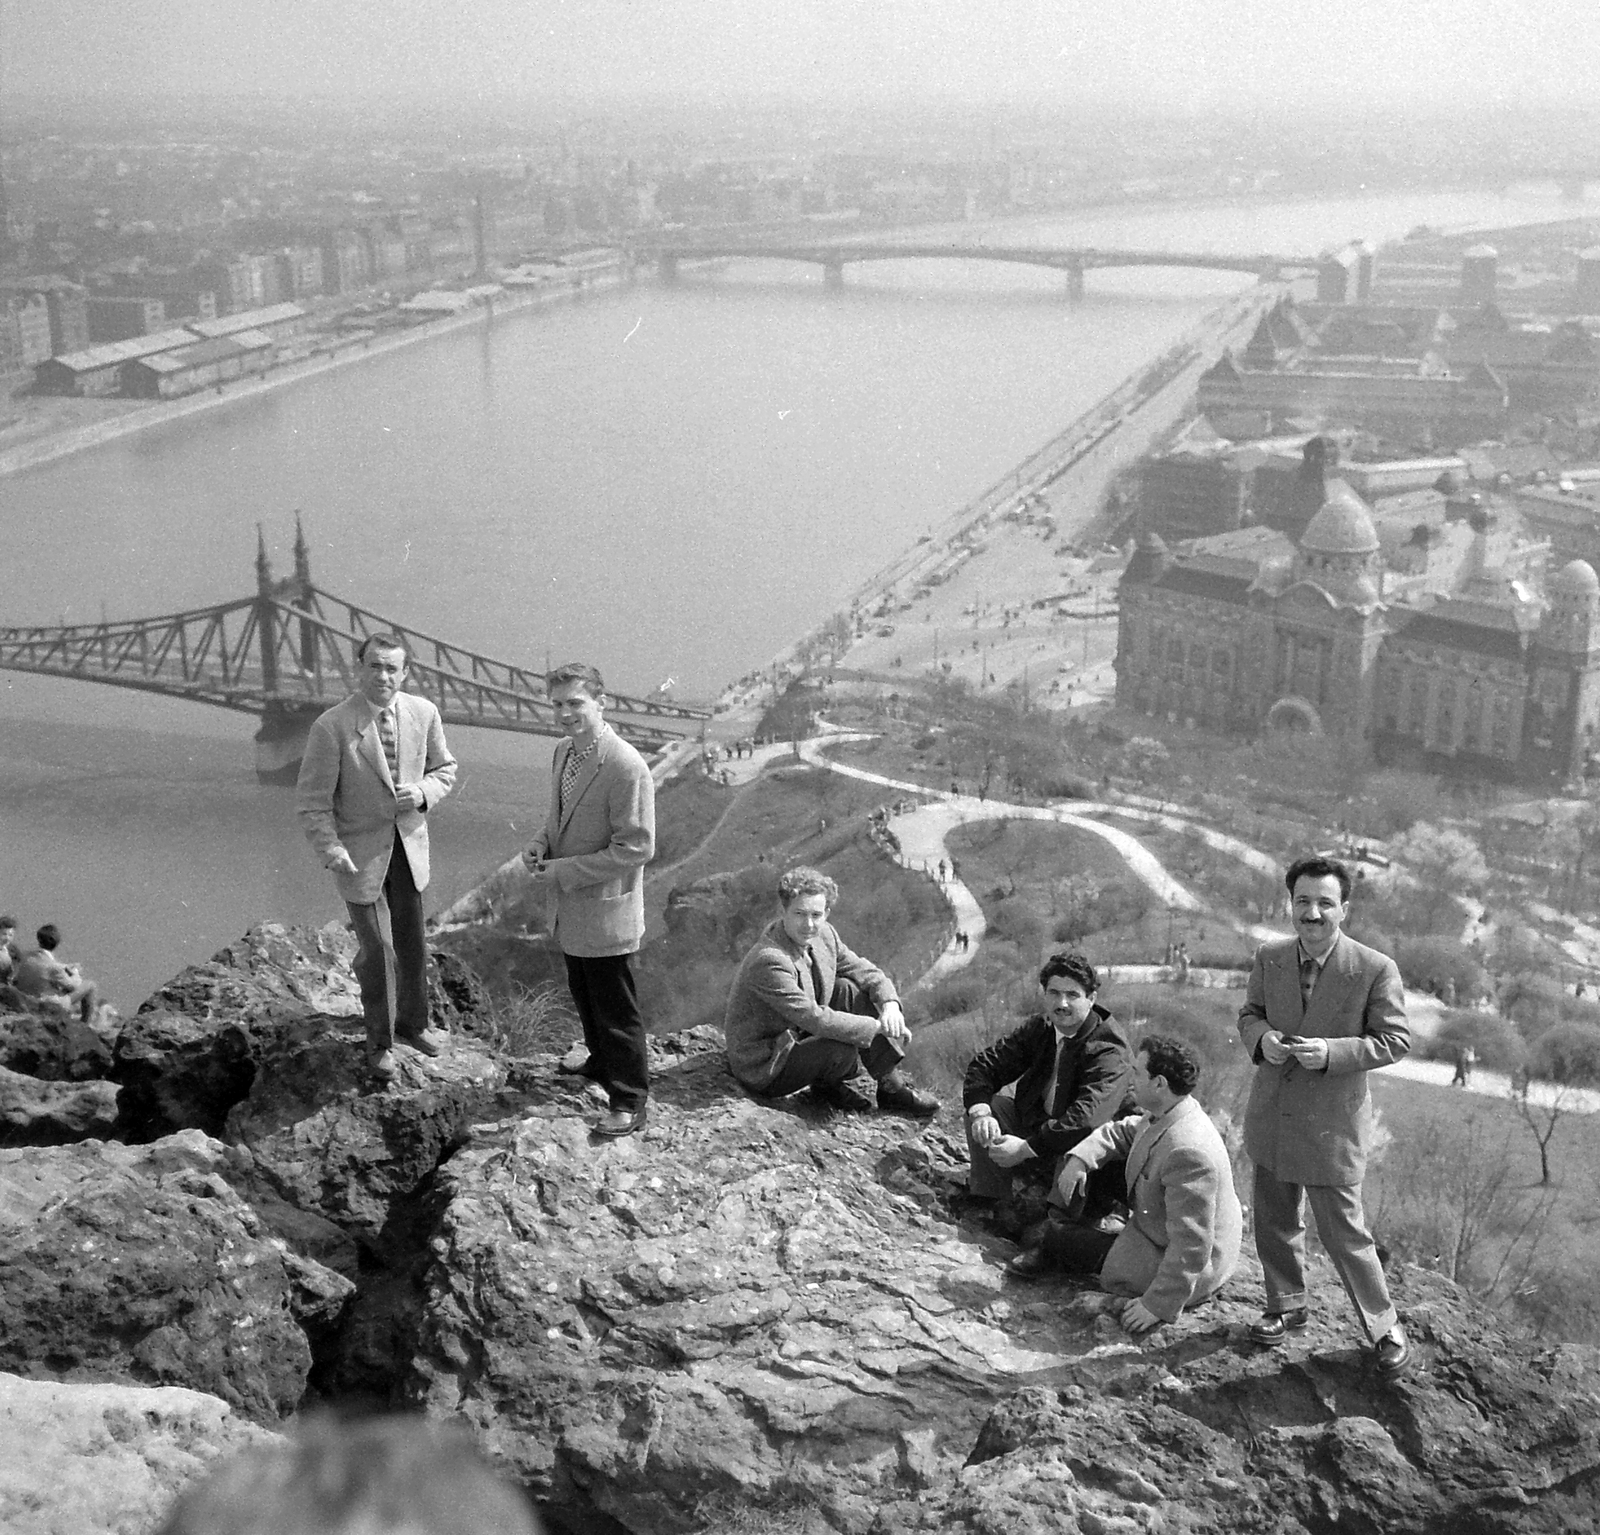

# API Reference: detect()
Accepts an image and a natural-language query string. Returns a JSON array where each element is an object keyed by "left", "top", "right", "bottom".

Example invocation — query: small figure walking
[{"left": 1451, "top": 1044, "right": 1476, "bottom": 1088}]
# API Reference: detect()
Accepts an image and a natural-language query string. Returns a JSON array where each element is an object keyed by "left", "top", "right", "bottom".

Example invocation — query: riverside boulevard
[{"left": 2, "top": 186, "right": 1593, "bottom": 1007}]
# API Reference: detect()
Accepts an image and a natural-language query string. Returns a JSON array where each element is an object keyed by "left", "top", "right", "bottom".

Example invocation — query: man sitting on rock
[
  {"left": 12, "top": 922, "right": 101, "bottom": 1024},
  {"left": 725, "top": 865, "right": 939, "bottom": 1115},
  {"left": 963, "top": 951, "right": 1133, "bottom": 1220},
  {"left": 0, "top": 915, "right": 18, "bottom": 988},
  {"left": 1007, "top": 1034, "right": 1243, "bottom": 1331}
]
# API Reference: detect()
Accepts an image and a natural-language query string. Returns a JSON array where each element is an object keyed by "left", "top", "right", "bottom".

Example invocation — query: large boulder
[
  {"left": 399, "top": 1043, "right": 1600, "bottom": 1535},
  {"left": 113, "top": 922, "right": 362, "bottom": 1143},
  {"left": 115, "top": 924, "right": 489, "bottom": 1141},
  {"left": 0, "top": 1371, "right": 281, "bottom": 1535},
  {"left": 0, "top": 1064, "right": 119, "bottom": 1144},
  {"left": 0, "top": 1011, "right": 113, "bottom": 1081},
  {"left": 0, "top": 1131, "right": 351, "bottom": 1421}
]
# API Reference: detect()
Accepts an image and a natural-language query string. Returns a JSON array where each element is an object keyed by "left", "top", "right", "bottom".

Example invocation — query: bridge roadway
[
  {"left": 0, "top": 525, "right": 709, "bottom": 780},
  {"left": 642, "top": 239, "right": 1323, "bottom": 294}
]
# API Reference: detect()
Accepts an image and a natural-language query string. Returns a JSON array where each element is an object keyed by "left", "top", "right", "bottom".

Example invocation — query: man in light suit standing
[
  {"left": 1238, "top": 854, "right": 1411, "bottom": 1376},
  {"left": 297, "top": 634, "right": 458, "bottom": 1083},
  {"left": 524, "top": 663, "right": 655, "bottom": 1138}
]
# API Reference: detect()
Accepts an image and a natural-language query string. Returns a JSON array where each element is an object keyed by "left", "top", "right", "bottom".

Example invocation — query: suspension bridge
[{"left": 0, "top": 520, "right": 710, "bottom": 782}]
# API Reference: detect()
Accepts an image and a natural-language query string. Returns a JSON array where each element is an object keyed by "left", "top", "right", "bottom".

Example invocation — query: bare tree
[{"left": 1512, "top": 1075, "right": 1576, "bottom": 1188}]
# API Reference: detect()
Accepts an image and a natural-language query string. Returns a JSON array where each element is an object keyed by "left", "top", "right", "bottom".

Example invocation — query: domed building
[{"left": 1115, "top": 477, "right": 1600, "bottom": 783}]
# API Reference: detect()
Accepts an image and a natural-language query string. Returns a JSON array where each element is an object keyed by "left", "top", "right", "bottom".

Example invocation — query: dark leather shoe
[
  {"left": 593, "top": 1106, "right": 647, "bottom": 1138},
  {"left": 875, "top": 1070, "right": 940, "bottom": 1117},
  {"left": 366, "top": 1049, "right": 396, "bottom": 1083},
  {"left": 1374, "top": 1324, "right": 1410, "bottom": 1377},
  {"left": 1005, "top": 1246, "right": 1053, "bottom": 1280},
  {"left": 397, "top": 1029, "right": 441, "bottom": 1058},
  {"left": 1249, "top": 1307, "right": 1309, "bottom": 1346}
]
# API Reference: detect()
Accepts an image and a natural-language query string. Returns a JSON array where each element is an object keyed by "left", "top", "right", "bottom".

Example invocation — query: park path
[{"left": 785, "top": 732, "right": 1597, "bottom": 1115}]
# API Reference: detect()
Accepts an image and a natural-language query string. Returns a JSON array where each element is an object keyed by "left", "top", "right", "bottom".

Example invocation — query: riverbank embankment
[
  {"left": 709, "top": 279, "right": 1279, "bottom": 730},
  {"left": 0, "top": 271, "right": 628, "bottom": 480}
]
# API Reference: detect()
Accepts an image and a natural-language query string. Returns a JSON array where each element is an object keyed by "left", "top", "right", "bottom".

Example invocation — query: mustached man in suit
[
  {"left": 297, "top": 634, "right": 458, "bottom": 1083},
  {"left": 1238, "top": 854, "right": 1411, "bottom": 1377},
  {"left": 524, "top": 663, "right": 655, "bottom": 1139}
]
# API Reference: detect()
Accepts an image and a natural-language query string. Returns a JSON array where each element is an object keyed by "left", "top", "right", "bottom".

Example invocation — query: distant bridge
[
  {"left": 639, "top": 239, "right": 1323, "bottom": 298},
  {"left": 0, "top": 520, "right": 709, "bottom": 782}
]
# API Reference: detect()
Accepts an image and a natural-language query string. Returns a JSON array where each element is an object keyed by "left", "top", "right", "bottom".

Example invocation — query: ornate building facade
[{"left": 1115, "top": 487, "right": 1600, "bottom": 784}]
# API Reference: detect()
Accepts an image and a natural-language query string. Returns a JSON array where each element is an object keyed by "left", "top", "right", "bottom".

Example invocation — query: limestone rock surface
[
  {"left": 0, "top": 1012, "right": 114, "bottom": 1081},
  {"left": 0, "top": 1064, "right": 119, "bottom": 1144},
  {"left": 400, "top": 1039, "right": 1600, "bottom": 1535},
  {"left": 0, "top": 1131, "right": 350, "bottom": 1420},
  {"left": 0, "top": 1371, "right": 281, "bottom": 1535}
]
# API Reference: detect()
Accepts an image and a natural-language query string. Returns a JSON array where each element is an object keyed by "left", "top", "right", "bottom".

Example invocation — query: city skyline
[{"left": 2, "top": 0, "right": 1599, "bottom": 112}]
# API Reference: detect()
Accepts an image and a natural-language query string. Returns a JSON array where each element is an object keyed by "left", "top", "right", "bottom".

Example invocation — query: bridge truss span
[{"left": 0, "top": 524, "right": 710, "bottom": 778}]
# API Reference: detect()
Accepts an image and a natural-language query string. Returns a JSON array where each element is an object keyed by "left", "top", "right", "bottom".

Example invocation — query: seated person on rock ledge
[
  {"left": 724, "top": 865, "right": 940, "bottom": 1116},
  {"left": 0, "top": 914, "right": 17, "bottom": 988},
  {"left": 11, "top": 922, "right": 102, "bottom": 1024},
  {"left": 1006, "top": 1034, "right": 1243, "bottom": 1335},
  {"left": 962, "top": 951, "right": 1133, "bottom": 1219}
]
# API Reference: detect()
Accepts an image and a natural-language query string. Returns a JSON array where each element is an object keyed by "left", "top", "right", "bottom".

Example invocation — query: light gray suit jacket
[
  {"left": 724, "top": 918, "right": 899, "bottom": 1090},
  {"left": 295, "top": 691, "right": 458, "bottom": 905},
  {"left": 1072, "top": 1095, "right": 1243, "bottom": 1322},
  {"left": 1237, "top": 931, "right": 1409, "bottom": 1187},
  {"left": 527, "top": 728, "right": 655, "bottom": 958}
]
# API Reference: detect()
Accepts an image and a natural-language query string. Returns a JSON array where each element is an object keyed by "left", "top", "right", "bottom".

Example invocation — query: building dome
[
  {"left": 1300, "top": 484, "right": 1379, "bottom": 555},
  {"left": 1552, "top": 558, "right": 1600, "bottom": 596}
]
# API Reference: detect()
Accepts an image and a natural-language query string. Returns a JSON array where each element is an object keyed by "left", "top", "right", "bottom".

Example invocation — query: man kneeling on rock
[
  {"left": 724, "top": 865, "right": 939, "bottom": 1116},
  {"left": 963, "top": 951, "right": 1133, "bottom": 1222},
  {"left": 1009, "top": 1034, "right": 1242, "bottom": 1336}
]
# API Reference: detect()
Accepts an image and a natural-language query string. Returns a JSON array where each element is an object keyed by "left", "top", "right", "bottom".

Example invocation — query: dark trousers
[
  {"left": 346, "top": 830, "right": 428, "bottom": 1054},
  {"left": 565, "top": 951, "right": 650, "bottom": 1113},
  {"left": 967, "top": 1085, "right": 1124, "bottom": 1215},
  {"left": 1040, "top": 1214, "right": 1121, "bottom": 1275},
  {"left": 760, "top": 977, "right": 904, "bottom": 1098}
]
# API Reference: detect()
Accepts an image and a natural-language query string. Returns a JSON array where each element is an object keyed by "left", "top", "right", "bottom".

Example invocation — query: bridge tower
[
  {"left": 252, "top": 522, "right": 324, "bottom": 786},
  {"left": 1066, "top": 259, "right": 1085, "bottom": 302}
]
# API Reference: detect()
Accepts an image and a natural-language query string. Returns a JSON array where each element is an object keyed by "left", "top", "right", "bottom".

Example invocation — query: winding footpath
[{"left": 785, "top": 731, "right": 1599, "bottom": 1115}]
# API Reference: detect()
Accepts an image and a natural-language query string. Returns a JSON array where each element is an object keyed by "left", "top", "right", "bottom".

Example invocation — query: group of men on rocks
[
  {"left": 294, "top": 636, "right": 1411, "bottom": 1375},
  {"left": 0, "top": 914, "right": 102, "bottom": 1023}
]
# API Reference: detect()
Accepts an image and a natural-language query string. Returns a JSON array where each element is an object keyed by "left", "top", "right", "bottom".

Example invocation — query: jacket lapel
[
  {"left": 558, "top": 733, "right": 606, "bottom": 833},
  {"left": 354, "top": 700, "right": 394, "bottom": 790},
  {"left": 1304, "top": 935, "right": 1357, "bottom": 1033}
]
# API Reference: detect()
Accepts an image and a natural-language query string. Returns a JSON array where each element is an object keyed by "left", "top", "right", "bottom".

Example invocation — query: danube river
[{"left": 1, "top": 186, "right": 1587, "bottom": 1006}]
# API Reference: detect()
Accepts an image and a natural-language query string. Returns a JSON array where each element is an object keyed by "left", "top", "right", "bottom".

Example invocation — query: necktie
[
  {"left": 561, "top": 744, "right": 586, "bottom": 811},
  {"left": 1043, "top": 1032, "right": 1066, "bottom": 1116},
  {"left": 807, "top": 947, "right": 826, "bottom": 1005},
  {"left": 1299, "top": 954, "right": 1317, "bottom": 1012},
  {"left": 377, "top": 705, "right": 399, "bottom": 783}
]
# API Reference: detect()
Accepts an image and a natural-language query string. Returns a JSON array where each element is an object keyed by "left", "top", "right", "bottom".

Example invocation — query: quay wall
[{"left": 0, "top": 269, "right": 628, "bottom": 480}]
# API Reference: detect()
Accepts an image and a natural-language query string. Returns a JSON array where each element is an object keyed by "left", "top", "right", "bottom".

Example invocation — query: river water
[{"left": 1, "top": 185, "right": 1589, "bottom": 1006}]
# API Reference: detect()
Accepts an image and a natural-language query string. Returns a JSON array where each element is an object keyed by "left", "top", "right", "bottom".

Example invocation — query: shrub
[
  {"left": 1528, "top": 1022, "right": 1600, "bottom": 1086},
  {"left": 1500, "top": 972, "right": 1568, "bottom": 1039},
  {"left": 1391, "top": 936, "right": 1490, "bottom": 1001},
  {"left": 990, "top": 897, "right": 1048, "bottom": 958},
  {"left": 1423, "top": 1009, "right": 1528, "bottom": 1073}
]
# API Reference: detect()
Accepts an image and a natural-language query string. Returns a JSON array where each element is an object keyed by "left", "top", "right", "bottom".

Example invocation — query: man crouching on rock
[{"left": 724, "top": 866, "right": 939, "bottom": 1116}]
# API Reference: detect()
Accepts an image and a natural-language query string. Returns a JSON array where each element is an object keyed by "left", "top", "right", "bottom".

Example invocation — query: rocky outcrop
[
  {"left": 0, "top": 1011, "right": 114, "bottom": 1080},
  {"left": 0, "top": 1372, "right": 282, "bottom": 1535},
  {"left": 0, "top": 1063, "right": 118, "bottom": 1144},
  {"left": 6, "top": 923, "right": 1600, "bottom": 1535},
  {"left": 0, "top": 1131, "right": 350, "bottom": 1420},
  {"left": 399, "top": 1039, "right": 1600, "bottom": 1535}
]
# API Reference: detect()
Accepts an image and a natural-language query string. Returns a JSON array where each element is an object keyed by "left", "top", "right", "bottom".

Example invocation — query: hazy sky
[{"left": 2, "top": 0, "right": 1598, "bottom": 110}]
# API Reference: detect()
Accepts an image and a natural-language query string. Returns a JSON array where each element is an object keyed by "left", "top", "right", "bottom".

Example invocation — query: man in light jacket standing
[
  {"left": 297, "top": 634, "right": 458, "bottom": 1083},
  {"left": 1238, "top": 854, "right": 1411, "bottom": 1377},
  {"left": 525, "top": 663, "right": 655, "bottom": 1138}
]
